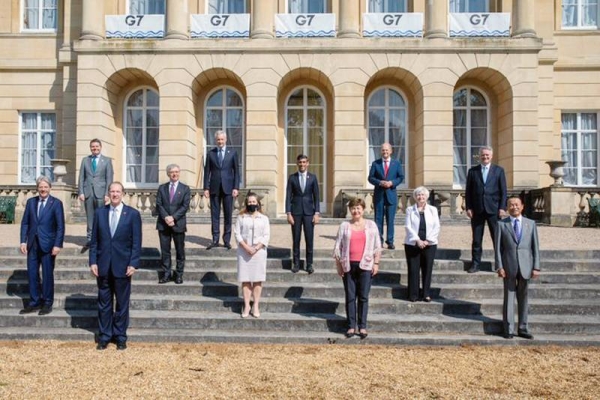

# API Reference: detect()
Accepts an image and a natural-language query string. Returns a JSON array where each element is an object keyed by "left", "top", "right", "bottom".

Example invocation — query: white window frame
[
  {"left": 284, "top": 85, "right": 327, "bottom": 209},
  {"left": 287, "top": 0, "right": 327, "bottom": 13},
  {"left": 561, "top": 0, "right": 600, "bottom": 29},
  {"left": 366, "top": 86, "right": 409, "bottom": 189},
  {"left": 449, "top": 0, "right": 490, "bottom": 13},
  {"left": 203, "top": 86, "right": 246, "bottom": 187},
  {"left": 122, "top": 87, "right": 160, "bottom": 188},
  {"left": 561, "top": 111, "right": 599, "bottom": 187},
  {"left": 452, "top": 86, "right": 491, "bottom": 189},
  {"left": 366, "top": 0, "right": 408, "bottom": 13},
  {"left": 20, "top": 0, "right": 58, "bottom": 32},
  {"left": 206, "top": 0, "right": 248, "bottom": 14},
  {"left": 127, "top": 0, "right": 166, "bottom": 15},
  {"left": 18, "top": 111, "right": 56, "bottom": 184}
]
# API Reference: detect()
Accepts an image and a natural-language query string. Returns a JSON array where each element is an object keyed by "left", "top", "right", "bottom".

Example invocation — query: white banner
[
  {"left": 275, "top": 13, "right": 335, "bottom": 38},
  {"left": 449, "top": 13, "right": 510, "bottom": 37},
  {"left": 105, "top": 15, "right": 165, "bottom": 38},
  {"left": 362, "top": 13, "right": 423, "bottom": 37},
  {"left": 190, "top": 14, "right": 250, "bottom": 38}
]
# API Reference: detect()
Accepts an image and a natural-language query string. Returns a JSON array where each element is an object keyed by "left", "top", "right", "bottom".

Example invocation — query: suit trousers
[
  {"left": 26, "top": 238, "right": 56, "bottom": 307},
  {"left": 470, "top": 211, "right": 498, "bottom": 267},
  {"left": 84, "top": 197, "right": 105, "bottom": 241},
  {"left": 291, "top": 214, "right": 314, "bottom": 267},
  {"left": 503, "top": 270, "right": 530, "bottom": 335},
  {"left": 158, "top": 229, "right": 185, "bottom": 278},
  {"left": 343, "top": 262, "right": 372, "bottom": 330},
  {"left": 96, "top": 270, "right": 132, "bottom": 343},
  {"left": 209, "top": 187, "right": 233, "bottom": 245},
  {"left": 404, "top": 244, "right": 437, "bottom": 301},
  {"left": 375, "top": 200, "right": 397, "bottom": 245}
]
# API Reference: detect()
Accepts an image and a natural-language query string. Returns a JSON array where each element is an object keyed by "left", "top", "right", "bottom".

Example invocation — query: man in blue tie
[{"left": 465, "top": 146, "right": 507, "bottom": 273}]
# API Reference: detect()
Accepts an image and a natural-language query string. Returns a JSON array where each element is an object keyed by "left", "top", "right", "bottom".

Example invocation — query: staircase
[{"left": 1, "top": 247, "right": 599, "bottom": 345}]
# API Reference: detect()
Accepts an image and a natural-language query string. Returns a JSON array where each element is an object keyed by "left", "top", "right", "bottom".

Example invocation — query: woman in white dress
[{"left": 234, "top": 192, "right": 270, "bottom": 318}]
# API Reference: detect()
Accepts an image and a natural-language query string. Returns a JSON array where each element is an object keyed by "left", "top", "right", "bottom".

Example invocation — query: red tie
[{"left": 384, "top": 160, "right": 389, "bottom": 178}]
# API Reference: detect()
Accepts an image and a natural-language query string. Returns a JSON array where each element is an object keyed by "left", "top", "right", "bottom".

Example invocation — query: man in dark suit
[
  {"left": 286, "top": 154, "right": 321, "bottom": 274},
  {"left": 368, "top": 143, "right": 405, "bottom": 249},
  {"left": 90, "top": 181, "right": 142, "bottom": 350},
  {"left": 465, "top": 146, "right": 507, "bottom": 273},
  {"left": 494, "top": 196, "right": 540, "bottom": 339},
  {"left": 155, "top": 164, "right": 190, "bottom": 284},
  {"left": 78, "top": 138, "right": 114, "bottom": 248},
  {"left": 19, "top": 176, "right": 65, "bottom": 315},
  {"left": 203, "top": 130, "right": 240, "bottom": 250}
]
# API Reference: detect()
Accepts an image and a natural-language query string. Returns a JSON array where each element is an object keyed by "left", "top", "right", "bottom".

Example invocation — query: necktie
[
  {"left": 513, "top": 218, "right": 521, "bottom": 243},
  {"left": 300, "top": 174, "right": 306, "bottom": 192},
  {"left": 218, "top": 149, "right": 224, "bottom": 167},
  {"left": 482, "top": 166, "right": 488, "bottom": 183},
  {"left": 110, "top": 207, "right": 118, "bottom": 237},
  {"left": 384, "top": 160, "right": 389, "bottom": 178},
  {"left": 92, "top": 156, "right": 97, "bottom": 173},
  {"left": 38, "top": 199, "right": 45, "bottom": 218},
  {"left": 169, "top": 183, "right": 175, "bottom": 202}
]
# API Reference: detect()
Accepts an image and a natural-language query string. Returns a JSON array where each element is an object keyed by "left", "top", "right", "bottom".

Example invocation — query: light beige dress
[{"left": 234, "top": 213, "right": 270, "bottom": 282}]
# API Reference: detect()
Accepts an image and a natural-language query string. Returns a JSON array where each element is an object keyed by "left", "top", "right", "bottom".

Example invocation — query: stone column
[
  {"left": 338, "top": 0, "right": 360, "bottom": 38},
  {"left": 80, "top": 0, "right": 104, "bottom": 40},
  {"left": 512, "top": 0, "right": 537, "bottom": 37},
  {"left": 424, "top": 0, "right": 447, "bottom": 38},
  {"left": 166, "top": 0, "right": 188, "bottom": 39},
  {"left": 251, "top": 0, "right": 274, "bottom": 38}
]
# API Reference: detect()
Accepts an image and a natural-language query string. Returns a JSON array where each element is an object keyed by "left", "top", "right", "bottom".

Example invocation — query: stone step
[
  {"left": 2, "top": 280, "right": 600, "bottom": 300},
  {"left": 2, "top": 309, "right": 599, "bottom": 335},
  {"left": 1, "top": 294, "right": 597, "bottom": 316},
  {"left": 1, "top": 326, "right": 599, "bottom": 346}
]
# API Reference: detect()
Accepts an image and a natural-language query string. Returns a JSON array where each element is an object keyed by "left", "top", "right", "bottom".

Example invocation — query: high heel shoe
[
  {"left": 251, "top": 310, "right": 260, "bottom": 318},
  {"left": 358, "top": 330, "right": 368, "bottom": 339},
  {"left": 241, "top": 308, "right": 251, "bottom": 318},
  {"left": 345, "top": 329, "right": 355, "bottom": 338}
]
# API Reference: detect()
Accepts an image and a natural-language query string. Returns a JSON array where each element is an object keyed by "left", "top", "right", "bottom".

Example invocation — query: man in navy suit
[
  {"left": 90, "top": 182, "right": 142, "bottom": 350},
  {"left": 286, "top": 154, "right": 320, "bottom": 274},
  {"left": 203, "top": 130, "right": 240, "bottom": 250},
  {"left": 155, "top": 163, "right": 190, "bottom": 284},
  {"left": 19, "top": 176, "right": 65, "bottom": 315},
  {"left": 465, "top": 146, "right": 507, "bottom": 273},
  {"left": 368, "top": 143, "right": 405, "bottom": 249}
]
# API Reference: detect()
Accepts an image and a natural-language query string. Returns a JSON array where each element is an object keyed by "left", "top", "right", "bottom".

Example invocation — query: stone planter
[
  {"left": 50, "top": 159, "right": 70, "bottom": 184},
  {"left": 546, "top": 160, "right": 567, "bottom": 187}
]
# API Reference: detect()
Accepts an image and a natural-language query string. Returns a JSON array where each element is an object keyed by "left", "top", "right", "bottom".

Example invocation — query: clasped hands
[
  {"left": 90, "top": 264, "right": 136, "bottom": 277},
  {"left": 379, "top": 180, "right": 393, "bottom": 189}
]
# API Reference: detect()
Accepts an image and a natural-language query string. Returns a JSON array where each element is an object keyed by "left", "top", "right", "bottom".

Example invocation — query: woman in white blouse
[
  {"left": 404, "top": 186, "right": 440, "bottom": 302},
  {"left": 234, "top": 192, "right": 270, "bottom": 318}
]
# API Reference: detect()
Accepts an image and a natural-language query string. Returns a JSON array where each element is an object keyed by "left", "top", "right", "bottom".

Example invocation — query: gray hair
[
  {"left": 36, "top": 176, "right": 52, "bottom": 188},
  {"left": 166, "top": 164, "right": 180, "bottom": 174},
  {"left": 214, "top": 130, "right": 227, "bottom": 139},
  {"left": 479, "top": 145, "right": 493, "bottom": 154},
  {"left": 412, "top": 186, "right": 430, "bottom": 200}
]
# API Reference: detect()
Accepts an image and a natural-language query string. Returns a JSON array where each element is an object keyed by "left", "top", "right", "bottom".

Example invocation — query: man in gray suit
[
  {"left": 79, "top": 139, "right": 114, "bottom": 249},
  {"left": 494, "top": 196, "right": 540, "bottom": 340}
]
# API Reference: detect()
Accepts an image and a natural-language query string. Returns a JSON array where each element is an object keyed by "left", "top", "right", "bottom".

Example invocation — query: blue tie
[
  {"left": 482, "top": 165, "right": 488, "bottom": 183},
  {"left": 513, "top": 218, "right": 521, "bottom": 243},
  {"left": 218, "top": 149, "right": 224, "bottom": 167}
]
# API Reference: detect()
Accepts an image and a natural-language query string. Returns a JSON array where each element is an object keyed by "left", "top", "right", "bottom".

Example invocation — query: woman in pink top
[{"left": 333, "top": 197, "right": 382, "bottom": 339}]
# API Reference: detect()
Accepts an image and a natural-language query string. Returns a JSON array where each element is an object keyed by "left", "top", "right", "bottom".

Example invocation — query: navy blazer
[
  {"left": 89, "top": 204, "right": 142, "bottom": 278},
  {"left": 20, "top": 195, "right": 65, "bottom": 253},
  {"left": 285, "top": 172, "right": 320, "bottom": 216},
  {"left": 368, "top": 158, "right": 405, "bottom": 206},
  {"left": 465, "top": 164, "right": 507, "bottom": 215},
  {"left": 155, "top": 181, "right": 191, "bottom": 233},
  {"left": 203, "top": 147, "right": 240, "bottom": 195}
]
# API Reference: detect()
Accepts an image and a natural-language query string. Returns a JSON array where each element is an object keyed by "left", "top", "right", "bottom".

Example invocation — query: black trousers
[
  {"left": 158, "top": 229, "right": 185, "bottom": 278},
  {"left": 96, "top": 270, "right": 131, "bottom": 344},
  {"left": 404, "top": 244, "right": 437, "bottom": 301},
  {"left": 209, "top": 187, "right": 233, "bottom": 245},
  {"left": 291, "top": 214, "right": 314, "bottom": 267},
  {"left": 343, "top": 261, "right": 372, "bottom": 330},
  {"left": 471, "top": 212, "right": 498, "bottom": 267}
]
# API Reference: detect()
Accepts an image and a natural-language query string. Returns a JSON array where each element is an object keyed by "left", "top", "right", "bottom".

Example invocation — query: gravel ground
[{"left": 0, "top": 341, "right": 598, "bottom": 399}]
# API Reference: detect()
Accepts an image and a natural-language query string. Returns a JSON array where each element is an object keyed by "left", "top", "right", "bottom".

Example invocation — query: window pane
[
  {"left": 471, "top": 109, "right": 487, "bottom": 127},
  {"left": 369, "top": 128, "right": 385, "bottom": 147},
  {"left": 582, "top": 0, "right": 598, "bottom": 26},
  {"left": 206, "top": 109, "right": 223, "bottom": 128},
  {"left": 287, "top": 128, "right": 304, "bottom": 146},
  {"left": 127, "top": 166, "right": 141, "bottom": 182},
  {"left": 562, "top": 0, "right": 578, "bottom": 26},
  {"left": 307, "top": 109, "right": 323, "bottom": 128},
  {"left": 388, "top": 89, "right": 405, "bottom": 107},
  {"left": 471, "top": 128, "right": 487, "bottom": 146},
  {"left": 146, "top": 128, "right": 159, "bottom": 146},
  {"left": 369, "top": 89, "right": 385, "bottom": 107},
  {"left": 453, "top": 128, "right": 466, "bottom": 146},
  {"left": 146, "top": 90, "right": 159, "bottom": 107},
  {"left": 288, "top": 89, "right": 304, "bottom": 106},
  {"left": 453, "top": 110, "right": 467, "bottom": 127},
  {"left": 130, "top": 0, "right": 165, "bottom": 14},
  {"left": 227, "top": 127, "right": 243, "bottom": 147},
  {"left": 146, "top": 166, "right": 159, "bottom": 183},
  {"left": 147, "top": 109, "right": 159, "bottom": 127},
  {"left": 126, "top": 146, "right": 143, "bottom": 163},
  {"left": 369, "top": 109, "right": 385, "bottom": 127},
  {"left": 389, "top": 109, "right": 404, "bottom": 130},
  {"left": 127, "top": 91, "right": 144, "bottom": 107},
  {"left": 307, "top": 89, "right": 324, "bottom": 106},
  {"left": 227, "top": 109, "right": 243, "bottom": 127},
  {"left": 309, "top": 128, "right": 324, "bottom": 146},
  {"left": 226, "top": 89, "right": 243, "bottom": 107},
  {"left": 146, "top": 146, "right": 159, "bottom": 164},
  {"left": 207, "top": 90, "right": 223, "bottom": 107},
  {"left": 209, "top": 0, "right": 246, "bottom": 14},
  {"left": 127, "top": 110, "right": 144, "bottom": 127},
  {"left": 287, "top": 109, "right": 304, "bottom": 127},
  {"left": 470, "top": 90, "right": 487, "bottom": 107},
  {"left": 453, "top": 89, "right": 467, "bottom": 107}
]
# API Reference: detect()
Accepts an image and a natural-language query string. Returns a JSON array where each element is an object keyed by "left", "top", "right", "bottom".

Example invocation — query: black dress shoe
[
  {"left": 116, "top": 342, "right": 127, "bottom": 350},
  {"left": 345, "top": 330, "right": 355, "bottom": 338},
  {"left": 158, "top": 275, "right": 171, "bottom": 284},
  {"left": 80, "top": 244, "right": 90, "bottom": 253},
  {"left": 306, "top": 264, "right": 314, "bottom": 275},
  {"left": 358, "top": 330, "right": 368, "bottom": 339},
  {"left": 467, "top": 266, "right": 480, "bottom": 273},
  {"left": 206, "top": 242, "right": 219, "bottom": 250},
  {"left": 96, "top": 341, "right": 109, "bottom": 350},
  {"left": 503, "top": 333, "right": 514, "bottom": 339},
  {"left": 291, "top": 264, "right": 300, "bottom": 273},
  {"left": 38, "top": 306, "right": 52, "bottom": 315},
  {"left": 387, "top": 244, "right": 395, "bottom": 250},
  {"left": 174, "top": 276, "right": 183, "bottom": 284},
  {"left": 224, "top": 243, "right": 232, "bottom": 250},
  {"left": 19, "top": 305, "right": 41, "bottom": 314},
  {"left": 518, "top": 331, "right": 534, "bottom": 340}
]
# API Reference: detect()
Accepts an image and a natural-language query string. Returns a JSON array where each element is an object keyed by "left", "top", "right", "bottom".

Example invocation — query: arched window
[
  {"left": 205, "top": 87, "right": 245, "bottom": 186},
  {"left": 367, "top": 87, "right": 408, "bottom": 187},
  {"left": 124, "top": 87, "right": 159, "bottom": 186},
  {"left": 453, "top": 87, "right": 489, "bottom": 187},
  {"left": 286, "top": 86, "right": 326, "bottom": 206}
]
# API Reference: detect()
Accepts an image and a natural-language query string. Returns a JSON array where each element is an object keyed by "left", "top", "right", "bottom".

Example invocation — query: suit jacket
[
  {"left": 404, "top": 204, "right": 440, "bottom": 246},
  {"left": 285, "top": 172, "right": 320, "bottom": 216},
  {"left": 203, "top": 147, "right": 240, "bottom": 195},
  {"left": 368, "top": 158, "right": 405, "bottom": 206},
  {"left": 494, "top": 216, "right": 540, "bottom": 280},
  {"left": 89, "top": 204, "right": 142, "bottom": 278},
  {"left": 20, "top": 195, "right": 65, "bottom": 253},
  {"left": 155, "top": 181, "right": 191, "bottom": 233},
  {"left": 78, "top": 154, "right": 114, "bottom": 200},
  {"left": 465, "top": 164, "right": 507, "bottom": 215}
]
